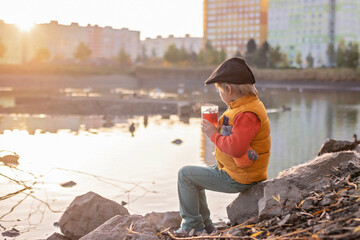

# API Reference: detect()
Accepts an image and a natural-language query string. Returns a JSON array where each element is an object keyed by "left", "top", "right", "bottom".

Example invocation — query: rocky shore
[{"left": 3, "top": 138, "right": 355, "bottom": 240}]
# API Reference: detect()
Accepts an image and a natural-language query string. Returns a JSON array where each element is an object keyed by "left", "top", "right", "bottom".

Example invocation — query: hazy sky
[{"left": 0, "top": 0, "right": 204, "bottom": 39}]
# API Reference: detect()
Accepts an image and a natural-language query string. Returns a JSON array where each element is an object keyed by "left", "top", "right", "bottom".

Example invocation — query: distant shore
[
  {"left": 1, "top": 67, "right": 360, "bottom": 116},
  {"left": 0, "top": 66, "right": 360, "bottom": 93},
  {"left": 0, "top": 64, "right": 360, "bottom": 83}
]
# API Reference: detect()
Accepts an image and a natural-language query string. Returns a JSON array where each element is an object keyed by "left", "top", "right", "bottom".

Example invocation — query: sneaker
[
  {"left": 174, "top": 228, "right": 189, "bottom": 237},
  {"left": 195, "top": 228, "right": 208, "bottom": 236},
  {"left": 174, "top": 228, "right": 208, "bottom": 237},
  {"left": 205, "top": 224, "right": 216, "bottom": 234}
]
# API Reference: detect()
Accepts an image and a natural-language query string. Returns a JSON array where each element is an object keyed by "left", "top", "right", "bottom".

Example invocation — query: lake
[{"left": 0, "top": 86, "right": 359, "bottom": 239}]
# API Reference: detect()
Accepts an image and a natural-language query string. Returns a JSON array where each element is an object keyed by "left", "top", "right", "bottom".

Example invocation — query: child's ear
[{"left": 225, "top": 84, "right": 232, "bottom": 94}]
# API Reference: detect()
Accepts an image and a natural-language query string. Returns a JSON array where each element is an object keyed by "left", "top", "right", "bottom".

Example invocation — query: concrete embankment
[
  {"left": 1, "top": 67, "right": 360, "bottom": 92},
  {"left": 135, "top": 66, "right": 360, "bottom": 90},
  {"left": 0, "top": 74, "right": 139, "bottom": 91},
  {"left": 0, "top": 97, "right": 181, "bottom": 116}
]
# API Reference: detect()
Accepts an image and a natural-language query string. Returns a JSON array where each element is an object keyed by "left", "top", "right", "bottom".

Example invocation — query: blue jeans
[{"left": 177, "top": 164, "right": 253, "bottom": 231}]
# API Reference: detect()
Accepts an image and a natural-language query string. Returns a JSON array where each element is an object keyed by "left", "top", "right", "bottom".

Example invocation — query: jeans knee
[{"left": 178, "top": 165, "right": 192, "bottom": 182}]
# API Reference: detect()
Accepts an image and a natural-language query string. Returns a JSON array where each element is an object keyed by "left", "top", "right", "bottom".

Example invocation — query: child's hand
[{"left": 201, "top": 119, "right": 218, "bottom": 138}]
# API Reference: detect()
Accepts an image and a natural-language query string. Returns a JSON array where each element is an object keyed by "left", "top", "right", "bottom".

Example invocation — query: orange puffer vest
[{"left": 216, "top": 95, "right": 271, "bottom": 184}]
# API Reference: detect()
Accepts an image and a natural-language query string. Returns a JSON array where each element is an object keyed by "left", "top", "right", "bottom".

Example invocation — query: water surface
[{"left": 0, "top": 87, "right": 359, "bottom": 238}]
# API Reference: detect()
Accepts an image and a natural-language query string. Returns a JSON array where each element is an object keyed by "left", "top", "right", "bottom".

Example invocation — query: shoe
[
  {"left": 174, "top": 228, "right": 208, "bottom": 237},
  {"left": 205, "top": 224, "right": 216, "bottom": 234},
  {"left": 195, "top": 228, "right": 208, "bottom": 236},
  {"left": 174, "top": 228, "right": 188, "bottom": 237}
]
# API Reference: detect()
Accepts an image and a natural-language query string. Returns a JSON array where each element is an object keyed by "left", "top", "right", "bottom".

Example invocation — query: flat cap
[{"left": 204, "top": 57, "right": 255, "bottom": 86}]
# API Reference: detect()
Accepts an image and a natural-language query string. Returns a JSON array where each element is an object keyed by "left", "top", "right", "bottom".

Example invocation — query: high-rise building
[
  {"left": 204, "top": 0, "right": 268, "bottom": 57},
  {"left": 268, "top": 0, "right": 360, "bottom": 67}
]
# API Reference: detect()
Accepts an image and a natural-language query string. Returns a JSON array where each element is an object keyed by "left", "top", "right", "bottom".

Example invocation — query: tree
[
  {"left": 180, "top": 47, "right": 189, "bottom": 61},
  {"left": 0, "top": 38, "right": 6, "bottom": 59},
  {"left": 73, "top": 42, "right": 91, "bottom": 62},
  {"left": 245, "top": 38, "right": 257, "bottom": 65},
  {"left": 306, "top": 53, "right": 314, "bottom": 68},
  {"left": 198, "top": 41, "right": 226, "bottom": 66},
  {"left": 337, "top": 39, "right": 346, "bottom": 67},
  {"left": 296, "top": 52, "right": 302, "bottom": 68},
  {"left": 280, "top": 53, "right": 289, "bottom": 68},
  {"left": 118, "top": 48, "right": 131, "bottom": 65},
  {"left": 257, "top": 41, "right": 270, "bottom": 68},
  {"left": 188, "top": 51, "right": 198, "bottom": 63},
  {"left": 326, "top": 43, "right": 336, "bottom": 67},
  {"left": 164, "top": 44, "right": 181, "bottom": 63},
  {"left": 151, "top": 48, "right": 157, "bottom": 58},
  {"left": 141, "top": 45, "right": 148, "bottom": 61},
  {"left": 269, "top": 46, "right": 282, "bottom": 68},
  {"left": 234, "top": 51, "right": 242, "bottom": 58},
  {"left": 344, "top": 42, "right": 359, "bottom": 68},
  {"left": 33, "top": 47, "right": 51, "bottom": 63},
  {"left": 218, "top": 48, "right": 227, "bottom": 64}
]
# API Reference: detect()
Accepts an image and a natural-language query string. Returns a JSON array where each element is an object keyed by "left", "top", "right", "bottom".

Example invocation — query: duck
[
  {"left": 282, "top": 105, "right": 292, "bottom": 112},
  {"left": 172, "top": 139, "right": 183, "bottom": 145},
  {"left": 129, "top": 123, "right": 135, "bottom": 137},
  {"left": 354, "top": 134, "right": 359, "bottom": 144}
]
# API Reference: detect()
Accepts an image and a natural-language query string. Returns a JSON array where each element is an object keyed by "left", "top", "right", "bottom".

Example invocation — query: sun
[{"left": 16, "top": 21, "right": 35, "bottom": 32}]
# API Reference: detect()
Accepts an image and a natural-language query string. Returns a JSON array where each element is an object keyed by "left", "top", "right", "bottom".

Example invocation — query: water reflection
[{"left": 0, "top": 88, "right": 359, "bottom": 238}]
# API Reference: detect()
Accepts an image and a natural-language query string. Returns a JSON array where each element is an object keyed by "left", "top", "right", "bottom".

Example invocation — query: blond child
[{"left": 176, "top": 57, "right": 271, "bottom": 236}]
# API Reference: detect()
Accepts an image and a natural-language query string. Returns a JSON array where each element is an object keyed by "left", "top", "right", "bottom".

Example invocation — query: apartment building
[
  {"left": 268, "top": 0, "right": 360, "bottom": 67},
  {"left": 0, "top": 20, "right": 141, "bottom": 63},
  {"left": 0, "top": 20, "right": 22, "bottom": 64},
  {"left": 142, "top": 34, "right": 203, "bottom": 58},
  {"left": 203, "top": 0, "right": 268, "bottom": 57}
]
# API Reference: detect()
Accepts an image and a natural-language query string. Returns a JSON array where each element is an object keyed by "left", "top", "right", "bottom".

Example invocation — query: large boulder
[
  {"left": 80, "top": 211, "right": 181, "bottom": 240},
  {"left": 317, "top": 138, "right": 358, "bottom": 156},
  {"left": 47, "top": 233, "right": 71, "bottom": 240},
  {"left": 227, "top": 139, "right": 360, "bottom": 224},
  {"left": 258, "top": 179, "right": 302, "bottom": 220},
  {"left": 59, "top": 191, "right": 129, "bottom": 240}
]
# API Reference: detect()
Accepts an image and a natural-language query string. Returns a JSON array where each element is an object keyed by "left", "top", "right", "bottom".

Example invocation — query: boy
[{"left": 176, "top": 57, "right": 271, "bottom": 236}]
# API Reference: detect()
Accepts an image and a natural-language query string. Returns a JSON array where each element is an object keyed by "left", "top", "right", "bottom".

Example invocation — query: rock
[
  {"left": 277, "top": 151, "right": 359, "bottom": 189},
  {"left": 258, "top": 180, "right": 302, "bottom": 220},
  {"left": 355, "top": 144, "right": 360, "bottom": 153},
  {"left": 317, "top": 138, "right": 358, "bottom": 156},
  {"left": 47, "top": 232, "right": 71, "bottom": 240},
  {"left": 278, "top": 214, "right": 291, "bottom": 226},
  {"left": 178, "top": 103, "right": 194, "bottom": 117},
  {"left": 213, "top": 221, "right": 228, "bottom": 231},
  {"left": 320, "top": 197, "right": 332, "bottom": 206},
  {"left": 2, "top": 228, "right": 20, "bottom": 237},
  {"left": 301, "top": 198, "right": 314, "bottom": 211},
  {"left": 143, "top": 211, "right": 181, "bottom": 231},
  {"left": 227, "top": 181, "right": 266, "bottom": 224},
  {"left": 227, "top": 139, "right": 360, "bottom": 224},
  {"left": 60, "top": 181, "right": 77, "bottom": 188},
  {"left": 227, "top": 228, "right": 241, "bottom": 236},
  {"left": 81, "top": 212, "right": 180, "bottom": 240},
  {"left": 59, "top": 191, "right": 129, "bottom": 240},
  {"left": 0, "top": 154, "right": 19, "bottom": 165},
  {"left": 309, "top": 179, "right": 332, "bottom": 192}
]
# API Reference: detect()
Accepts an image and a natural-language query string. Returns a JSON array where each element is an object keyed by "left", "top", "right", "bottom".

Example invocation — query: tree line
[
  {"left": 0, "top": 36, "right": 358, "bottom": 68},
  {"left": 162, "top": 38, "right": 359, "bottom": 69},
  {"left": 0, "top": 39, "right": 132, "bottom": 65}
]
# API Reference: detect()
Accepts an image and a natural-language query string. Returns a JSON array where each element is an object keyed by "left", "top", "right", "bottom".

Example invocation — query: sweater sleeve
[{"left": 210, "top": 112, "right": 261, "bottom": 157}]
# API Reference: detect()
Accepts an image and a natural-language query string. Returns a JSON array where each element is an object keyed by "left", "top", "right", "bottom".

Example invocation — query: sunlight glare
[{"left": 16, "top": 21, "right": 35, "bottom": 32}]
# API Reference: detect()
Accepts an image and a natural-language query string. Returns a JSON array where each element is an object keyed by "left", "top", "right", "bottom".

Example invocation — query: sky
[{"left": 0, "top": 0, "right": 204, "bottom": 40}]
